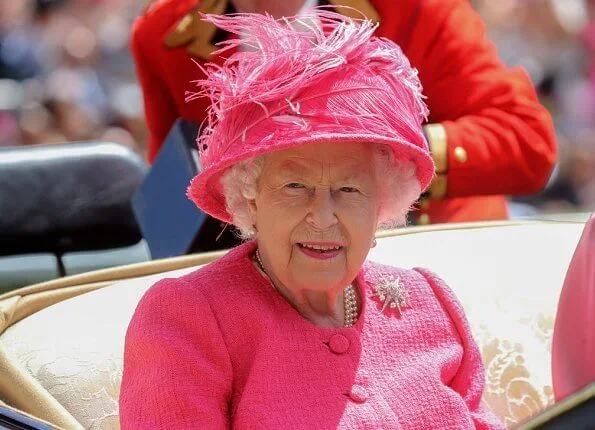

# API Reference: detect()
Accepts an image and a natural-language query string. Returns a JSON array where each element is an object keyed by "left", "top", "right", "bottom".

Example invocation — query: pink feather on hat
[{"left": 186, "top": 9, "right": 435, "bottom": 223}]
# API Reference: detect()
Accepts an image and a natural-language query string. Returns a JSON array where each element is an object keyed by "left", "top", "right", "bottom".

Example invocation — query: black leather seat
[{"left": 0, "top": 142, "right": 150, "bottom": 290}]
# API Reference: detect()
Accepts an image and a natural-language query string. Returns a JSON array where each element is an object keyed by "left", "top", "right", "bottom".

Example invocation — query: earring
[{"left": 371, "top": 238, "right": 377, "bottom": 248}]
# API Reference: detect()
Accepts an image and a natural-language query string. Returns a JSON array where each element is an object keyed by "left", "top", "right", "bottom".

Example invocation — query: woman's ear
[{"left": 247, "top": 198, "right": 258, "bottom": 224}]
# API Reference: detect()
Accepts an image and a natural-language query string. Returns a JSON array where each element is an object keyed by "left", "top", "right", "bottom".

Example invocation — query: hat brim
[{"left": 187, "top": 133, "right": 435, "bottom": 224}]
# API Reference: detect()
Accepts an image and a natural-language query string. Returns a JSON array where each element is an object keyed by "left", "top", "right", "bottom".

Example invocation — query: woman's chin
[{"left": 289, "top": 273, "right": 351, "bottom": 292}]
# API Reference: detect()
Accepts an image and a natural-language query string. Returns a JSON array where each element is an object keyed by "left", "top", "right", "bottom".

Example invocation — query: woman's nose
[{"left": 306, "top": 189, "right": 338, "bottom": 230}]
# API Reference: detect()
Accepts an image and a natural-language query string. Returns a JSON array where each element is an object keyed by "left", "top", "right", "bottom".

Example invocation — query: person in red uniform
[{"left": 131, "top": 0, "right": 556, "bottom": 224}]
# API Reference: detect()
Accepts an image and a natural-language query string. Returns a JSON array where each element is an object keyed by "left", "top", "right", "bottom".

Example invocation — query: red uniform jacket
[{"left": 131, "top": 0, "right": 556, "bottom": 224}]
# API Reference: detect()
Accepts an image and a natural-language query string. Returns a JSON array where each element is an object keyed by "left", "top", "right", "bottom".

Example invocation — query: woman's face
[{"left": 249, "top": 142, "right": 380, "bottom": 292}]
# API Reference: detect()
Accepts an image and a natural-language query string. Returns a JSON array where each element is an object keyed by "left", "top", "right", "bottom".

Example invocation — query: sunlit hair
[{"left": 221, "top": 144, "right": 420, "bottom": 238}]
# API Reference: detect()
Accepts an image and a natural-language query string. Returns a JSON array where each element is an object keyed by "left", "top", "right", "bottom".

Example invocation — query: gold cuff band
[
  {"left": 428, "top": 174, "right": 447, "bottom": 199},
  {"left": 164, "top": 0, "right": 228, "bottom": 58},
  {"left": 425, "top": 123, "right": 448, "bottom": 174}
]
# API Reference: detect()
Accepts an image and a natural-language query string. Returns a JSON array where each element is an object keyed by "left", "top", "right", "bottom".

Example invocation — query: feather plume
[{"left": 185, "top": 9, "right": 429, "bottom": 169}]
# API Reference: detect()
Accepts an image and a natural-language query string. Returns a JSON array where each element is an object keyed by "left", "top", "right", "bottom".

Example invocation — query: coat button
[
  {"left": 454, "top": 146, "right": 468, "bottom": 163},
  {"left": 418, "top": 213, "right": 431, "bottom": 225},
  {"left": 328, "top": 333, "right": 350, "bottom": 354},
  {"left": 348, "top": 385, "right": 369, "bottom": 403}
]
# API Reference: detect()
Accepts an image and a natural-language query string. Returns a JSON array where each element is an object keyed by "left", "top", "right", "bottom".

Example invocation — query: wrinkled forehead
[{"left": 264, "top": 143, "right": 376, "bottom": 179}]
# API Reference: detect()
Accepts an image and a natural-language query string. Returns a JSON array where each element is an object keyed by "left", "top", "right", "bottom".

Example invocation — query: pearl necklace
[{"left": 255, "top": 249, "right": 358, "bottom": 327}]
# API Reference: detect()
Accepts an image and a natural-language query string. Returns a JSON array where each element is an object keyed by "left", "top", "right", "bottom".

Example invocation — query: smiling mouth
[{"left": 297, "top": 243, "right": 344, "bottom": 254}]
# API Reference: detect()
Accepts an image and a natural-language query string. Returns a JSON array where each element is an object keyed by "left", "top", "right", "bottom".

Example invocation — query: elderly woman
[{"left": 120, "top": 11, "right": 502, "bottom": 429}]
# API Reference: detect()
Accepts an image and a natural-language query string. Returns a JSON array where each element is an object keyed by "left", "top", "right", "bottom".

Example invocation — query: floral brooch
[{"left": 371, "top": 275, "right": 409, "bottom": 315}]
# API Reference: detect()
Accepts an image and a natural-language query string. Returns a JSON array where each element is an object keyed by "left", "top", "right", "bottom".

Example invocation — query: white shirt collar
[
  {"left": 238, "top": 0, "right": 321, "bottom": 49},
  {"left": 297, "top": 0, "right": 320, "bottom": 16}
]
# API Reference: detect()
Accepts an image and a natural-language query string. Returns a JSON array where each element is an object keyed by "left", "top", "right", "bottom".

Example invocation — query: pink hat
[{"left": 187, "top": 10, "right": 435, "bottom": 223}]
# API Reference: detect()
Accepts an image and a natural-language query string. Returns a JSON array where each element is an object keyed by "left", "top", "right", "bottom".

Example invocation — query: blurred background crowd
[
  {"left": 1, "top": 0, "right": 594, "bottom": 214},
  {"left": 0, "top": 0, "right": 145, "bottom": 153}
]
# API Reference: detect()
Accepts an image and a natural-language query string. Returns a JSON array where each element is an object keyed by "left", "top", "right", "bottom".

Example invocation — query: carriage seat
[
  {"left": 0, "top": 219, "right": 587, "bottom": 429},
  {"left": 0, "top": 142, "right": 150, "bottom": 292}
]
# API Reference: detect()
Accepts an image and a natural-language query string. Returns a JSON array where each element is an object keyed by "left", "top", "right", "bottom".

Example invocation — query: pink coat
[
  {"left": 120, "top": 241, "right": 502, "bottom": 429},
  {"left": 552, "top": 214, "right": 595, "bottom": 400}
]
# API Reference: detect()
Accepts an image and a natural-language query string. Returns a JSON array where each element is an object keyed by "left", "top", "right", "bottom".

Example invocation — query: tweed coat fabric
[{"left": 120, "top": 241, "right": 503, "bottom": 429}]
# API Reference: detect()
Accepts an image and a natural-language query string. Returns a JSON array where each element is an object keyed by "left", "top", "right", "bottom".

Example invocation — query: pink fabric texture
[
  {"left": 552, "top": 214, "right": 595, "bottom": 400},
  {"left": 120, "top": 241, "right": 503, "bottom": 429},
  {"left": 186, "top": 11, "right": 435, "bottom": 223}
]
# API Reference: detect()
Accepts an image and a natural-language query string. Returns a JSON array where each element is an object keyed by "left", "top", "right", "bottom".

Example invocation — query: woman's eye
[{"left": 340, "top": 186, "right": 360, "bottom": 193}]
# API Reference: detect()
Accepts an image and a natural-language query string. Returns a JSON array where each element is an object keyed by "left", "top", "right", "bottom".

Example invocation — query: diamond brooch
[{"left": 372, "top": 275, "right": 409, "bottom": 315}]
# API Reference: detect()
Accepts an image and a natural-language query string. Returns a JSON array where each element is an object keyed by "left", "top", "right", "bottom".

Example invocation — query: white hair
[{"left": 220, "top": 145, "right": 422, "bottom": 238}]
